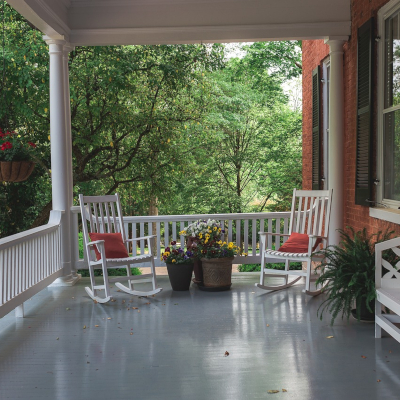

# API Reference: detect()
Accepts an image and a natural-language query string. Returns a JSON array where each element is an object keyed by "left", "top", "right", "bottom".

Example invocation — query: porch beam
[
  {"left": 326, "top": 39, "right": 346, "bottom": 246},
  {"left": 44, "top": 36, "right": 80, "bottom": 286}
]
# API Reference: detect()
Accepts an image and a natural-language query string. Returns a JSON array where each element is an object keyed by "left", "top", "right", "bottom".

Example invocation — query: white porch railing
[
  {"left": 71, "top": 207, "right": 292, "bottom": 269},
  {"left": 0, "top": 211, "right": 63, "bottom": 319}
]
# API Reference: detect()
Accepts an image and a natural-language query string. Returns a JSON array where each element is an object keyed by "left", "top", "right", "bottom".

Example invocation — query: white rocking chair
[
  {"left": 79, "top": 193, "right": 162, "bottom": 303},
  {"left": 256, "top": 189, "right": 332, "bottom": 296}
]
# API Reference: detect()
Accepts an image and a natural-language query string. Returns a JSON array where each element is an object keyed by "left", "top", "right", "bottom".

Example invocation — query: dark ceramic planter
[
  {"left": 351, "top": 298, "right": 375, "bottom": 322},
  {"left": 166, "top": 263, "right": 194, "bottom": 291}
]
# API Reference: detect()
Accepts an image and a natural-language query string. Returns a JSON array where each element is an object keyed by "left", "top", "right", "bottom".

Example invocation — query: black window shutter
[
  {"left": 312, "top": 66, "right": 321, "bottom": 190},
  {"left": 355, "top": 18, "right": 374, "bottom": 206}
]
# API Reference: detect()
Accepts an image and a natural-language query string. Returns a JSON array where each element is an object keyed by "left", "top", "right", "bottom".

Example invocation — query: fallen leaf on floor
[
  {"left": 145, "top": 302, "right": 151, "bottom": 305},
  {"left": 267, "top": 390, "right": 279, "bottom": 394},
  {"left": 390, "top": 350, "right": 392, "bottom": 353},
  {"left": 162, "top": 304, "right": 166, "bottom": 306},
  {"left": 87, "top": 362, "right": 90, "bottom": 364},
  {"left": 122, "top": 300, "right": 126, "bottom": 303},
  {"left": 130, "top": 332, "right": 133, "bottom": 335},
  {"left": 137, "top": 310, "right": 141, "bottom": 313},
  {"left": 282, "top": 389, "right": 287, "bottom": 392},
  {"left": 361, "top": 356, "right": 367, "bottom": 359},
  {"left": 117, "top": 290, "right": 121, "bottom": 292},
  {"left": 111, "top": 299, "right": 116, "bottom": 302},
  {"left": 107, "top": 318, "right": 111, "bottom": 320},
  {"left": 56, "top": 337, "right": 59, "bottom": 340},
  {"left": 95, "top": 325, "right": 99, "bottom": 327},
  {"left": 66, "top": 308, "right": 70, "bottom": 311},
  {"left": 83, "top": 326, "right": 86, "bottom": 329},
  {"left": 118, "top": 327, "right": 122, "bottom": 329},
  {"left": 127, "top": 308, "right": 130, "bottom": 311},
  {"left": 224, "top": 351, "right": 229, "bottom": 356},
  {"left": 152, "top": 295, "right": 155, "bottom": 297},
  {"left": 266, "top": 324, "right": 269, "bottom": 327},
  {"left": 377, "top": 379, "right": 381, "bottom": 382},
  {"left": 94, "top": 300, "right": 98, "bottom": 304},
  {"left": 132, "top": 307, "right": 138, "bottom": 310},
  {"left": 326, "top": 336, "right": 334, "bottom": 339}
]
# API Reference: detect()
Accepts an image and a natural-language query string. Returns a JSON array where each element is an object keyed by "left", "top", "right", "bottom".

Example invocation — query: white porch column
[
  {"left": 63, "top": 44, "right": 81, "bottom": 282},
  {"left": 44, "top": 36, "right": 79, "bottom": 286},
  {"left": 326, "top": 39, "right": 345, "bottom": 246}
]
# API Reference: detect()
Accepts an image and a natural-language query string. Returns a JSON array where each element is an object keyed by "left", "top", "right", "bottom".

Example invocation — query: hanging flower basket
[
  {"left": 0, "top": 128, "right": 37, "bottom": 182},
  {"left": 0, "top": 161, "right": 35, "bottom": 182}
]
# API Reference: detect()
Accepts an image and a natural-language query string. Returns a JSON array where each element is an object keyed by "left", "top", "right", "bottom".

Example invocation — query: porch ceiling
[{"left": 8, "top": 0, "right": 350, "bottom": 45}]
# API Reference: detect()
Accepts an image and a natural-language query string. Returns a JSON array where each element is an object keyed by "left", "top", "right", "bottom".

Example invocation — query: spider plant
[{"left": 315, "top": 227, "right": 395, "bottom": 325}]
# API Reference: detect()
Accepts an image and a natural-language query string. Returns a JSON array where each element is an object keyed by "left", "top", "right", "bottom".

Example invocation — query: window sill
[{"left": 369, "top": 207, "right": 400, "bottom": 224}]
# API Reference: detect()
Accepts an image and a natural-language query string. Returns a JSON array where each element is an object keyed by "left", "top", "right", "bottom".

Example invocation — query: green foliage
[
  {"left": 0, "top": 5, "right": 303, "bottom": 238},
  {"left": 238, "top": 262, "right": 302, "bottom": 272},
  {"left": 316, "top": 227, "right": 395, "bottom": 325},
  {"left": 78, "top": 268, "right": 141, "bottom": 277}
]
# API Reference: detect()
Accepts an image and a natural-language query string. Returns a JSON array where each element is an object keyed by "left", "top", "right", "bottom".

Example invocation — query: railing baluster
[
  {"left": 236, "top": 219, "right": 241, "bottom": 248},
  {"left": 268, "top": 219, "right": 273, "bottom": 250},
  {"left": 164, "top": 221, "right": 169, "bottom": 250},
  {"left": 228, "top": 220, "right": 233, "bottom": 243},
  {"left": 252, "top": 219, "right": 257, "bottom": 256},
  {"left": 172, "top": 222, "right": 177, "bottom": 244},
  {"left": 244, "top": 219, "right": 249, "bottom": 253},
  {"left": 179, "top": 221, "right": 185, "bottom": 248},
  {"left": 140, "top": 222, "right": 145, "bottom": 254},
  {"left": 157, "top": 222, "right": 161, "bottom": 259}
]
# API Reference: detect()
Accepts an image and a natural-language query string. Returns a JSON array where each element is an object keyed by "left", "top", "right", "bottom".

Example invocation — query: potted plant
[
  {"left": 181, "top": 219, "right": 226, "bottom": 284},
  {"left": 315, "top": 227, "right": 394, "bottom": 325},
  {"left": 0, "top": 128, "right": 36, "bottom": 182},
  {"left": 161, "top": 241, "right": 194, "bottom": 291},
  {"left": 182, "top": 219, "right": 242, "bottom": 291}
]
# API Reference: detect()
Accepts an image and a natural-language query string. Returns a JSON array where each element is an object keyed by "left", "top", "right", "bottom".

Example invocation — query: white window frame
[
  {"left": 322, "top": 58, "right": 330, "bottom": 190},
  {"left": 377, "top": 0, "right": 400, "bottom": 209}
]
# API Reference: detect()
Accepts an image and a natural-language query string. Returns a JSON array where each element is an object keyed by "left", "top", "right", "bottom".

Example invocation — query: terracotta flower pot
[
  {"left": 0, "top": 161, "right": 35, "bottom": 182},
  {"left": 200, "top": 257, "right": 234, "bottom": 288},
  {"left": 166, "top": 263, "right": 194, "bottom": 291}
]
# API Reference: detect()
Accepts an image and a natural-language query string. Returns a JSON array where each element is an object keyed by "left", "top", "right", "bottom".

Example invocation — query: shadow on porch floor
[{"left": 0, "top": 274, "right": 399, "bottom": 400}]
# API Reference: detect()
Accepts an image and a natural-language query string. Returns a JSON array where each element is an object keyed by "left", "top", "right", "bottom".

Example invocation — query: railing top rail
[
  {"left": 375, "top": 236, "right": 400, "bottom": 252},
  {"left": 70, "top": 206, "right": 291, "bottom": 222},
  {"left": 0, "top": 210, "right": 63, "bottom": 250}
]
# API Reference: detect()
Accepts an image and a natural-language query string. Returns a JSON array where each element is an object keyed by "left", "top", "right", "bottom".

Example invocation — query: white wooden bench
[{"left": 375, "top": 236, "right": 400, "bottom": 342}]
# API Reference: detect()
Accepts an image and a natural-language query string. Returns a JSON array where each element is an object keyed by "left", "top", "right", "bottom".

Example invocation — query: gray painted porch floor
[{"left": 0, "top": 274, "right": 400, "bottom": 400}]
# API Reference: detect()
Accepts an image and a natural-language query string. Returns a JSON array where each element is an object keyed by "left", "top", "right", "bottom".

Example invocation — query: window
[{"left": 378, "top": 0, "right": 400, "bottom": 207}]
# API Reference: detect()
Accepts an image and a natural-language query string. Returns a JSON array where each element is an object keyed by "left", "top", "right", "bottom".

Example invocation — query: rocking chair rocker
[
  {"left": 256, "top": 189, "right": 332, "bottom": 296},
  {"left": 79, "top": 193, "right": 162, "bottom": 303}
]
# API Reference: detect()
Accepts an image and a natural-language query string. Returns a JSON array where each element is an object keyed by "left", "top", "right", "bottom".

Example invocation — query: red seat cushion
[
  {"left": 278, "top": 232, "right": 322, "bottom": 253},
  {"left": 89, "top": 232, "right": 129, "bottom": 260}
]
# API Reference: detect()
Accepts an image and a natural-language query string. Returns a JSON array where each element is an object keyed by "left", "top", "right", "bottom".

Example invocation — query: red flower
[
  {"left": 1, "top": 141, "right": 12, "bottom": 151},
  {"left": 28, "top": 142, "right": 37, "bottom": 148}
]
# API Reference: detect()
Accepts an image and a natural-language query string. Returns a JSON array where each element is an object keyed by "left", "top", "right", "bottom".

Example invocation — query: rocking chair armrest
[
  {"left": 259, "top": 232, "right": 290, "bottom": 237},
  {"left": 308, "top": 234, "right": 328, "bottom": 241},
  {"left": 125, "top": 235, "right": 155, "bottom": 243},
  {"left": 86, "top": 240, "right": 105, "bottom": 247}
]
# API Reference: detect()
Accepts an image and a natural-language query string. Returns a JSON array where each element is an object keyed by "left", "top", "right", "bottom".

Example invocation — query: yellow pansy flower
[
  {"left": 213, "top": 227, "right": 217, "bottom": 231},
  {"left": 172, "top": 259, "right": 176, "bottom": 263}
]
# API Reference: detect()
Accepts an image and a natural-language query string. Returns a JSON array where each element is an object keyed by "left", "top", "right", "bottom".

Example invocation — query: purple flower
[
  {"left": 171, "top": 241, "right": 176, "bottom": 245},
  {"left": 186, "top": 250, "right": 193, "bottom": 257},
  {"left": 221, "top": 230, "right": 225, "bottom": 233},
  {"left": 178, "top": 248, "right": 184, "bottom": 253}
]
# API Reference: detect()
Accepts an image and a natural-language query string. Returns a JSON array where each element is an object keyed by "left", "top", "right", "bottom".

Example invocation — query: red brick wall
[{"left": 302, "top": 0, "right": 400, "bottom": 237}]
